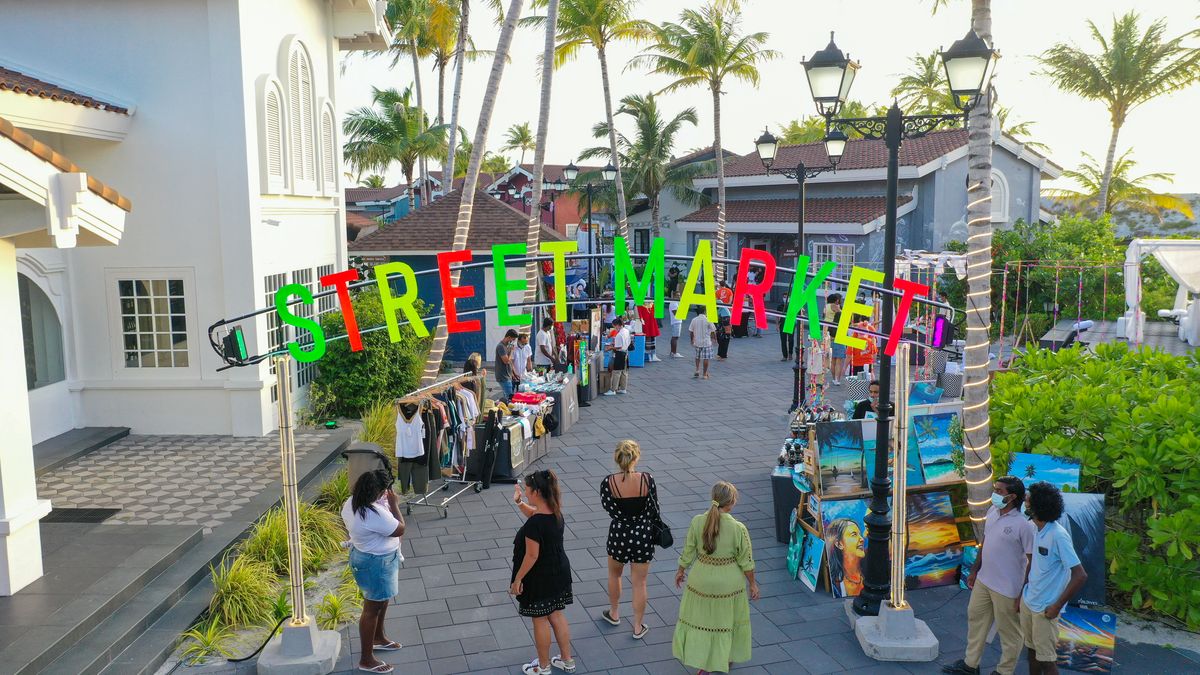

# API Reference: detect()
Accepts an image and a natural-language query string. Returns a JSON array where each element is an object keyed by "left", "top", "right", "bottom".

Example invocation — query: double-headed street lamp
[
  {"left": 539, "top": 177, "right": 569, "bottom": 230},
  {"left": 796, "top": 30, "right": 997, "bottom": 618},
  {"left": 562, "top": 160, "right": 617, "bottom": 296}
]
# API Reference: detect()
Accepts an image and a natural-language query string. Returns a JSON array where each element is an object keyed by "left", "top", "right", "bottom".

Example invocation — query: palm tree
[
  {"left": 502, "top": 122, "right": 537, "bottom": 165},
  {"left": 526, "top": 0, "right": 655, "bottom": 243},
  {"left": 777, "top": 100, "right": 879, "bottom": 145},
  {"left": 1043, "top": 150, "right": 1195, "bottom": 220},
  {"left": 631, "top": 3, "right": 777, "bottom": 282},
  {"left": 996, "top": 106, "right": 1049, "bottom": 153},
  {"left": 1038, "top": 12, "right": 1200, "bottom": 216},
  {"left": 386, "top": 0, "right": 435, "bottom": 206},
  {"left": 421, "top": 0, "right": 526, "bottom": 385},
  {"left": 523, "top": 0, "right": 562, "bottom": 312},
  {"left": 359, "top": 174, "right": 388, "bottom": 188},
  {"left": 891, "top": 51, "right": 959, "bottom": 115},
  {"left": 423, "top": 1, "right": 494, "bottom": 125},
  {"left": 481, "top": 152, "right": 512, "bottom": 174},
  {"left": 342, "top": 87, "right": 444, "bottom": 210},
  {"left": 578, "top": 93, "right": 709, "bottom": 240}
]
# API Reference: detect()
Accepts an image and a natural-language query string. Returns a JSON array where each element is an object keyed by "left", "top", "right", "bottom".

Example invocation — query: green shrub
[
  {"left": 240, "top": 504, "right": 346, "bottom": 577},
  {"left": 208, "top": 555, "right": 276, "bottom": 627},
  {"left": 314, "top": 590, "right": 360, "bottom": 630},
  {"left": 315, "top": 468, "right": 351, "bottom": 512},
  {"left": 179, "top": 616, "right": 237, "bottom": 663},
  {"left": 312, "top": 289, "right": 430, "bottom": 417},
  {"left": 991, "top": 344, "right": 1200, "bottom": 628},
  {"left": 359, "top": 399, "right": 397, "bottom": 458},
  {"left": 270, "top": 589, "right": 293, "bottom": 623}
]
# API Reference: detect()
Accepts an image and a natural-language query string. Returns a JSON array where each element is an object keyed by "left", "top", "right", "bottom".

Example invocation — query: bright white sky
[{"left": 337, "top": 0, "right": 1200, "bottom": 193}]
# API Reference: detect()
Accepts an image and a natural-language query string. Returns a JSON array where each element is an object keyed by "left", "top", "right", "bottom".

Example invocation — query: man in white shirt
[
  {"left": 668, "top": 294, "right": 685, "bottom": 357},
  {"left": 534, "top": 317, "right": 557, "bottom": 370},
  {"left": 512, "top": 333, "right": 533, "bottom": 381},
  {"left": 604, "top": 316, "right": 631, "bottom": 395},
  {"left": 688, "top": 307, "right": 716, "bottom": 379}
]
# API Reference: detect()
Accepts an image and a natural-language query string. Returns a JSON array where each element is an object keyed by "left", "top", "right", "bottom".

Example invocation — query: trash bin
[{"left": 341, "top": 443, "right": 393, "bottom": 491}]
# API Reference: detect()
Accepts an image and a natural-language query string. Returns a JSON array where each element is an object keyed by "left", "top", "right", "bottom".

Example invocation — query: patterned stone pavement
[{"left": 37, "top": 431, "right": 329, "bottom": 531}]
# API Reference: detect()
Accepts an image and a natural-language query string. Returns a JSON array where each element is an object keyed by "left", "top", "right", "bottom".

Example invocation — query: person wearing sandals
[
  {"left": 341, "top": 470, "right": 406, "bottom": 673},
  {"left": 673, "top": 481, "right": 758, "bottom": 674},
  {"left": 511, "top": 470, "right": 576, "bottom": 674},
  {"left": 599, "top": 440, "right": 659, "bottom": 639},
  {"left": 689, "top": 307, "right": 716, "bottom": 380}
]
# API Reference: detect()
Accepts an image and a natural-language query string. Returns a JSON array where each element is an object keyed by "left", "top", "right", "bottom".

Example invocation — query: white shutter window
[
  {"left": 300, "top": 57, "right": 315, "bottom": 184},
  {"left": 321, "top": 109, "right": 337, "bottom": 193},
  {"left": 288, "top": 52, "right": 303, "bottom": 187},
  {"left": 266, "top": 91, "right": 283, "bottom": 181}
]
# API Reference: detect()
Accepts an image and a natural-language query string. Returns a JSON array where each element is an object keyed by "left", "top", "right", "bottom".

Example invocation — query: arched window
[
  {"left": 18, "top": 273, "right": 65, "bottom": 389},
  {"left": 287, "top": 40, "right": 317, "bottom": 193},
  {"left": 257, "top": 75, "right": 288, "bottom": 194},
  {"left": 990, "top": 168, "right": 1010, "bottom": 223},
  {"left": 320, "top": 101, "right": 337, "bottom": 194}
]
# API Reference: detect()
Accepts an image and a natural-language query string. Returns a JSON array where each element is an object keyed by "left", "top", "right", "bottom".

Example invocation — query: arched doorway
[{"left": 18, "top": 272, "right": 65, "bottom": 390}]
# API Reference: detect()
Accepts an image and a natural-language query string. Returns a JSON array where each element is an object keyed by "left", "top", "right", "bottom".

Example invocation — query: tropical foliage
[
  {"left": 891, "top": 50, "right": 958, "bottom": 115},
  {"left": 1038, "top": 11, "right": 1200, "bottom": 215},
  {"left": 501, "top": 122, "right": 536, "bottom": 165},
  {"left": 1043, "top": 150, "right": 1195, "bottom": 221},
  {"left": 776, "top": 101, "right": 882, "bottom": 145},
  {"left": 207, "top": 555, "right": 277, "bottom": 627},
  {"left": 178, "top": 617, "right": 237, "bottom": 663},
  {"left": 991, "top": 344, "right": 1200, "bottom": 629},
  {"left": 239, "top": 504, "right": 346, "bottom": 577},
  {"left": 343, "top": 87, "right": 445, "bottom": 209},
  {"left": 578, "top": 92, "right": 709, "bottom": 239},
  {"left": 481, "top": 152, "right": 513, "bottom": 174},
  {"left": 358, "top": 174, "right": 388, "bottom": 188}
]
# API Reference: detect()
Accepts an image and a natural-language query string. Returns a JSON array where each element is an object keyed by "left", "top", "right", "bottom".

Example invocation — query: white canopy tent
[{"left": 1120, "top": 238, "right": 1200, "bottom": 347}]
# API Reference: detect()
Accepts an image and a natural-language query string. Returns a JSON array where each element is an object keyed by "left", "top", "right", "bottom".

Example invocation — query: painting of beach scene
[
  {"left": 909, "top": 381, "right": 944, "bottom": 405},
  {"left": 903, "top": 492, "right": 962, "bottom": 589},
  {"left": 1062, "top": 492, "right": 1106, "bottom": 606},
  {"left": 1010, "top": 452, "right": 1081, "bottom": 491},
  {"left": 799, "top": 531, "right": 825, "bottom": 592},
  {"left": 959, "top": 545, "right": 978, "bottom": 590},
  {"left": 864, "top": 418, "right": 925, "bottom": 488},
  {"left": 913, "top": 412, "right": 964, "bottom": 485},
  {"left": 815, "top": 421, "right": 867, "bottom": 495},
  {"left": 1055, "top": 605, "right": 1117, "bottom": 673}
]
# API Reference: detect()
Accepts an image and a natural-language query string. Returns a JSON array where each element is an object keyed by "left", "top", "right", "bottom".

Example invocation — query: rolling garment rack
[{"left": 397, "top": 372, "right": 483, "bottom": 518}]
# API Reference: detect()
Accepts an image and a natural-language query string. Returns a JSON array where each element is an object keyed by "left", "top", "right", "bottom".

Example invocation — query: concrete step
[
  {"left": 34, "top": 427, "right": 130, "bottom": 476},
  {"left": 7, "top": 526, "right": 203, "bottom": 675},
  {"left": 42, "top": 431, "right": 353, "bottom": 675}
]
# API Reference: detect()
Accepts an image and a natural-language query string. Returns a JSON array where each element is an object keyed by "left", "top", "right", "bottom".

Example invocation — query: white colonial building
[{"left": 0, "top": 0, "right": 386, "bottom": 593}]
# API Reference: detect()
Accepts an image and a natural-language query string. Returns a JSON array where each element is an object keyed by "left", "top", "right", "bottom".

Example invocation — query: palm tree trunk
[
  {"left": 410, "top": 42, "right": 431, "bottom": 206},
  {"left": 421, "top": 0, "right": 524, "bottom": 385},
  {"left": 524, "top": 0, "right": 560, "bottom": 306},
  {"left": 1097, "top": 121, "right": 1121, "bottom": 215},
  {"left": 651, "top": 196, "right": 661, "bottom": 241},
  {"left": 597, "top": 45, "right": 629, "bottom": 243},
  {"left": 711, "top": 85, "right": 727, "bottom": 284},
  {"left": 437, "top": 60, "right": 446, "bottom": 124},
  {"left": 443, "top": 0, "right": 469, "bottom": 181},
  {"left": 963, "top": 0, "right": 994, "bottom": 538},
  {"left": 405, "top": 166, "right": 416, "bottom": 211}
]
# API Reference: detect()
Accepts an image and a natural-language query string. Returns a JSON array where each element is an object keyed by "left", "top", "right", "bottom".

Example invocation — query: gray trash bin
[{"left": 341, "top": 442, "right": 393, "bottom": 492}]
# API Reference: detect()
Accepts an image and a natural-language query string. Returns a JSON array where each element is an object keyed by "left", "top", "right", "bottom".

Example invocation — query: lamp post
[
  {"left": 563, "top": 161, "right": 616, "bottom": 297},
  {"left": 754, "top": 128, "right": 846, "bottom": 413},
  {"left": 539, "top": 177, "right": 568, "bottom": 231},
  {"left": 802, "top": 30, "right": 997, "bottom": 618}
]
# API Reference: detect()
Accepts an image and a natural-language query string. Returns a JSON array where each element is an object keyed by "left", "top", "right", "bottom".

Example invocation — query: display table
[
  {"left": 551, "top": 374, "right": 578, "bottom": 437},
  {"left": 772, "top": 471, "right": 804, "bottom": 544},
  {"left": 486, "top": 419, "right": 552, "bottom": 481}
]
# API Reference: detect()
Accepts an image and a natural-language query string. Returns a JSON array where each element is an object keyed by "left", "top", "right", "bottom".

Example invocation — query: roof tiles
[
  {"left": 713, "top": 129, "right": 968, "bottom": 178},
  {"left": 677, "top": 195, "right": 911, "bottom": 225},
  {"left": 0, "top": 67, "right": 130, "bottom": 114}
]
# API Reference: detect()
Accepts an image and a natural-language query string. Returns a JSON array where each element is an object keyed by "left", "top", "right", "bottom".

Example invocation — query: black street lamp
[
  {"left": 539, "top": 178, "right": 569, "bottom": 231},
  {"left": 563, "top": 161, "right": 615, "bottom": 297},
  {"left": 754, "top": 128, "right": 843, "bottom": 414},
  {"left": 803, "top": 29, "right": 997, "bottom": 618}
]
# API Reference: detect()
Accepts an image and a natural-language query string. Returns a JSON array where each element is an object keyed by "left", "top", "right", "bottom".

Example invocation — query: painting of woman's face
[{"left": 839, "top": 523, "right": 866, "bottom": 559}]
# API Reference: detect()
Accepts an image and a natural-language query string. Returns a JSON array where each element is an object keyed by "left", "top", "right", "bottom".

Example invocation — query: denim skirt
[
  {"left": 831, "top": 343, "right": 848, "bottom": 359},
  {"left": 349, "top": 547, "right": 400, "bottom": 602}
]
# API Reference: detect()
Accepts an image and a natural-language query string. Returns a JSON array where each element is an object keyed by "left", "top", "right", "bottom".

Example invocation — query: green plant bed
[
  {"left": 991, "top": 344, "right": 1200, "bottom": 629},
  {"left": 240, "top": 503, "right": 346, "bottom": 576},
  {"left": 315, "top": 468, "right": 350, "bottom": 513},
  {"left": 207, "top": 555, "right": 277, "bottom": 628}
]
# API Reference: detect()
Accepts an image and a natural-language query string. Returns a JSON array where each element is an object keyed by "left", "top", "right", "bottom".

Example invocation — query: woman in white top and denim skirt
[{"left": 341, "top": 470, "right": 407, "bottom": 673}]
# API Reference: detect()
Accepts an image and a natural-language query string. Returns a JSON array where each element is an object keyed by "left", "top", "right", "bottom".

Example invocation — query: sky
[{"left": 337, "top": 0, "right": 1200, "bottom": 193}]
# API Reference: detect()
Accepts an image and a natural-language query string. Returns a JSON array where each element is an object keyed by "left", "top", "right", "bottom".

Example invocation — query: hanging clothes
[{"left": 395, "top": 403, "right": 425, "bottom": 459}]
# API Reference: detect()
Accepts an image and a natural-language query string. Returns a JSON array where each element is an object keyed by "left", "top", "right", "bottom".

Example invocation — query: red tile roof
[
  {"left": 516, "top": 164, "right": 604, "bottom": 184},
  {"left": 346, "top": 211, "right": 379, "bottom": 241},
  {"left": 710, "top": 129, "right": 968, "bottom": 178},
  {"left": 349, "top": 189, "right": 566, "bottom": 252},
  {"left": 0, "top": 115, "right": 131, "bottom": 211},
  {"left": 345, "top": 184, "right": 409, "bottom": 203},
  {"left": 677, "top": 195, "right": 912, "bottom": 225},
  {"left": 0, "top": 67, "right": 129, "bottom": 114},
  {"left": 669, "top": 145, "right": 739, "bottom": 168}
]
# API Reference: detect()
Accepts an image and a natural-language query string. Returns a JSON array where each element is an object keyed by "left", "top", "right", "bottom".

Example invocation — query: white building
[{"left": 0, "top": 0, "right": 387, "bottom": 594}]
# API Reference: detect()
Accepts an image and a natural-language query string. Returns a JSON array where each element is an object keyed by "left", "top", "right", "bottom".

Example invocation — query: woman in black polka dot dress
[{"left": 599, "top": 440, "right": 660, "bottom": 639}]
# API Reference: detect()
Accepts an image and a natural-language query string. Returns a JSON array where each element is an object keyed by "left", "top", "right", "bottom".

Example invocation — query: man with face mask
[
  {"left": 851, "top": 380, "right": 894, "bottom": 420},
  {"left": 943, "top": 476, "right": 1034, "bottom": 675}
]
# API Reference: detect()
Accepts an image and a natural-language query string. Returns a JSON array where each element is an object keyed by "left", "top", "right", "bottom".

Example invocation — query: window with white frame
[
  {"left": 292, "top": 268, "right": 316, "bottom": 387},
  {"left": 990, "top": 169, "right": 1010, "bottom": 223},
  {"left": 287, "top": 43, "right": 317, "bottom": 193},
  {"left": 812, "top": 242, "right": 856, "bottom": 269},
  {"left": 264, "top": 272, "right": 288, "bottom": 401},
  {"left": 320, "top": 104, "right": 337, "bottom": 194},
  {"left": 118, "top": 279, "right": 189, "bottom": 368},
  {"left": 316, "top": 264, "right": 336, "bottom": 315}
]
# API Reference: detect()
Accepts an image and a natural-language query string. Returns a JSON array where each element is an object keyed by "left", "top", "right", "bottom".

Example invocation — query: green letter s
[{"left": 275, "top": 283, "right": 326, "bottom": 362}]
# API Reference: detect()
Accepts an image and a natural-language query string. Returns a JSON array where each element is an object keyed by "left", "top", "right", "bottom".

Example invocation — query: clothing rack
[{"left": 397, "top": 373, "right": 485, "bottom": 518}]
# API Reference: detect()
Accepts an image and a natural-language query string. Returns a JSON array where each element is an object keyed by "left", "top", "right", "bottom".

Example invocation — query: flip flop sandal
[
  {"left": 373, "top": 641, "right": 402, "bottom": 651},
  {"left": 632, "top": 624, "right": 649, "bottom": 639},
  {"left": 357, "top": 663, "right": 394, "bottom": 673},
  {"left": 600, "top": 609, "right": 621, "bottom": 626}
]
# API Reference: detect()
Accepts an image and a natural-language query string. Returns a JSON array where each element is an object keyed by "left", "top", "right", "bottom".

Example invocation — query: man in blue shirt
[{"left": 1020, "top": 481, "right": 1088, "bottom": 675}]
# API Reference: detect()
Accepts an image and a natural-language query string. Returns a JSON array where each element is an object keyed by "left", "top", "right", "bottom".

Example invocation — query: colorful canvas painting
[
  {"left": 864, "top": 418, "right": 925, "bottom": 488},
  {"left": 913, "top": 412, "right": 964, "bottom": 485},
  {"left": 1010, "top": 452, "right": 1082, "bottom": 491},
  {"left": 903, "top": 492, "right": 962, "bottom": 589},
  {"left": 1055, "top": 605, "right": 1116, "bottom": 673},
  {"left": 820, "top": 498, "right": 869, "bottom": 598},
  {"left": 959, "top": 545, "right": 978, "bottom": 590},
  {"left": 1061, "top": 493, "right": 1106, "bottom": 606},
  {"left": 909, "top": 381, "right": 944, "bottom": 405},
  {"left": 799, "top": 531, "right": 825, "bottom": 592},
  {"left": 815, "top": 421, "right": 867, "bottom": 495}
]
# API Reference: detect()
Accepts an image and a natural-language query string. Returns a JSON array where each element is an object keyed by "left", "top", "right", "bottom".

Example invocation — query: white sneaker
[
  {"left": 672, "top": 352, "right": 684, "bottom": 358},
  {"left": 551, "top": 655, "right": 576, "bottom": 672},
  {"left": 617, "top": 389, "right": 628, "bottom": 394},
  {"left": 522, "top": 660, "right": 551, "bottom": 675},
  {"left": 651, "top": 355, "right": 662, "bottom": 362},
  {"left": 603, "top": 390, "right": 616, "bottom": 396}
]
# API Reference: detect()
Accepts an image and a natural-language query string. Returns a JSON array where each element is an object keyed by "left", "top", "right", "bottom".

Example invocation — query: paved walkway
[{"left": 323, "top": 332, "right": 1197, "bottom": 675}]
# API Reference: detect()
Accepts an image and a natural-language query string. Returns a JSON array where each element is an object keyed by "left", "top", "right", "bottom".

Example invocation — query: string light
[{"left": 961, "top": 175, "right": 994, "bottom": 523}]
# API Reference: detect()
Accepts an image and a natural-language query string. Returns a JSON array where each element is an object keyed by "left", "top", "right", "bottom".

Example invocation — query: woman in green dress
[{"left": 673, "top": 481, "right": 759, "bottom": 674}]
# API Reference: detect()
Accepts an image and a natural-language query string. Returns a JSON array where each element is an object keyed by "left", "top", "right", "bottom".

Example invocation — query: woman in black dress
[
  {"left": 511, "top": 470, "right": 575, "bottom": 675},
  {"left": 599, "top": 440, "right": 658, "bottom": 639}
]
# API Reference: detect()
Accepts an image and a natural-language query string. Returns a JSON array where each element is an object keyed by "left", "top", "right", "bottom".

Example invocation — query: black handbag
[{"left": 644, "top": 474, "right": 674, "bottom": 549}]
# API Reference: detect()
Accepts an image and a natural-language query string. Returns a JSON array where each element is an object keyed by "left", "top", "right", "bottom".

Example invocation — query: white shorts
[{"left": 671, "top": 323, "right": 682, "bottom": 337}]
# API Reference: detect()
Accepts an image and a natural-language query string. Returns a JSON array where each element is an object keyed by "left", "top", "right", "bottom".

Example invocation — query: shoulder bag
[{"left": 643, "top": 474, "right": 674, "bottom": 549}]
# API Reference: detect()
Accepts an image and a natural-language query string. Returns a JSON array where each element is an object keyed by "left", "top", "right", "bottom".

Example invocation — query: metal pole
[
  {"left": 890, "top": 342, "right": 910, "bottom": 609},
  {"left": 854, "top": 102, "right": 903, "bottom": 617},
  {"left": 274, "top": 356, "right": 308, "bottom": 626},
  {"left": 793, "top": 167, "right": 807, "bottom": 412},
  {"left": 587, "top": 184, "right": 595, "bottom": 297}
]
